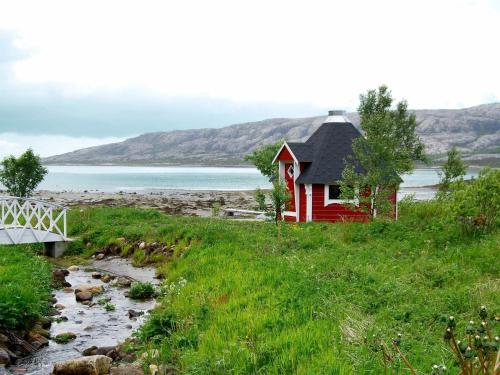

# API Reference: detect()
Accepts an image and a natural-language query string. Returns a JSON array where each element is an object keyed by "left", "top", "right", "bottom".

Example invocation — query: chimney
[{"left": 325, "top": 110, "right": 348, "bottom": 123}]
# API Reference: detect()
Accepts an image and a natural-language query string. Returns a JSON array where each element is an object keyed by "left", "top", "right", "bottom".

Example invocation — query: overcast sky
[{"left": 1, "top": 0, "right": 500, "bottom": 157}]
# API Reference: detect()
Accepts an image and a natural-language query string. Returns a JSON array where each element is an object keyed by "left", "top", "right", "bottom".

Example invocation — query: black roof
[{"left": 292, "top": 121, "right": 363, "bottom": 184}]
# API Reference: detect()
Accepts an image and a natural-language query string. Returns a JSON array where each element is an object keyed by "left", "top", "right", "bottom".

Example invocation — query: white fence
[{"left": 0, "top": 196, "right": 67, "bottom": 245}]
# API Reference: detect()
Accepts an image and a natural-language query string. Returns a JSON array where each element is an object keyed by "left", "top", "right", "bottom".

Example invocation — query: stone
[
  {"left": 75, "top": 285, "right": 104, "bottom": 295},
  {"left": 51, "top": 355, "right": 112, "bottom": 375},
  {"left": 91, "top": 272, "right": 102, "bottom": 279},
  {"left": 67, "top": 265, "right": 79, "bottom": 272},
  {"left": 96, "top": 254, "right": 105, "bottom": 260},
  {"left": 52, "top": 269, "right": 69, "bottom": 282},
  {"left": 116, "top": 237, "right": 126, "bottom": 242},
  {"left": 0, "top": 347, "right": 10, "bottom": 365},
  {"left": 38, "top": 316, "right": 52, "bottom": 329},
  {"left": 116, "top": 277, "right": 131, "bottom": 288},
  {"left": 63, "top": 287, "right": 74, "bottom": 293},
  {"left": 55, "top": 304, "right": 65, "bottom": 310},
  {"left": 53, "top": 332, "right": 76, "bottom": 344},
  {"left": 101, "top": 275, "right": 111, "bottom": 283},
  {"left": 128, "top": 309, "right": 144, "bottom": 319},
  {"left": 149, "top": 364, "right": 158, "bottom": 375},
  {"left": 75, "top": 292, "right": 93, "bottom": 302},
  {"left": 139, "top": 241, "right": 146, "bottom": 249},
  {"left": 111, "top": 364, "right": 144, "bottom": 375},
  {"left": 28, "top": 332, "right": 49, "bottom": 349}
]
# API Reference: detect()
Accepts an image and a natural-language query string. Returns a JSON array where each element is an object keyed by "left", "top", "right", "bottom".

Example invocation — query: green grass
[
  {"left": 63, "top": 202, "right": 499, "bottom": 374},
  {"left": 129, "top": 281, "right": 157, "bottom": 300},
  {"left": 0, "top": 244, "right": 52, "bottom": 329}
]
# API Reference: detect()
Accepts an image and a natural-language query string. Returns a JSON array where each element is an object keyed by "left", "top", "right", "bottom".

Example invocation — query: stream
[{"left": 10, "top": 258, "right": 159, "bottom": 375}]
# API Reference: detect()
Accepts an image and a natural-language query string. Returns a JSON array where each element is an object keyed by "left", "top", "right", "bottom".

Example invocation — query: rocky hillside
[{"left": 44, "top": 103, "right": 500, "bottom": 166}]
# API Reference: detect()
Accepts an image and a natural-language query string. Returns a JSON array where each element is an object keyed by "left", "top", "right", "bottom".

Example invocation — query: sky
[{"left": 0, "top": 0, "right": 499, "bottom": 157}]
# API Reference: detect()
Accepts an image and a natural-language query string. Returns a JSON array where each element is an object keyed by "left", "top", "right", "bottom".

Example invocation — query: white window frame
[{"left": 324, "top": 184, "right": 359, "bottom": 206}]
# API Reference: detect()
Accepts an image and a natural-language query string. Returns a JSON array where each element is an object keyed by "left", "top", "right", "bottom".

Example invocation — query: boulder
[
  {"left": 55, "top": 304, "right": 65, "bottom": 310},
  {"left": 91, "top": 272, "right": 102, "bottom": 279},
  {"left": 51, "top": 355, "right": 112, "bottom": 375},
  {"left": 63, "top": 287, "right": 74, "bottom": 293},
  {"left": 96, "top": 254, "right": 105, "bottom": 260},
  {"left": 67, "top": 265, "right": 79, "bottom": 272},
  {"left": 75, "top": 285, "right": 104, "bottom": 295},
  {"left": 128, "top": 309, "right": 144, "bottom": 319},
  {"left": 28, "top": 332, "right": 49, "bottom": 349},
  {"left": 139, "top": 242, "right": 146, "bottom": 249},
  {"left": 116, "top": 277, "right": 132, "bottom": 288},
  {"left": 0, "top": 347, "right": 10, "bottom": 365},
  {"left": 101, "top": 275, "right": 112, "bottom": 283},
  {"left": 76, "top": 292, "right": 93, "bottom": 302},
  {"left": 111, "top": 364, "right": 144, "bottom": 375},
  {"left": 52, "top": 269, "right": 69, "bottom": 282}
]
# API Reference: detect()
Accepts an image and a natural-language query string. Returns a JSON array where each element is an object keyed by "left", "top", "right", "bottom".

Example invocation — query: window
[
  {"left": 328, "top": 185, "right": 341, "bottom": 200},
  {"left": 287, "top": 165, "right": 294, "bottom": 178},
  {"left": 324, "top": 184, "right": 358, "bottom": 206}
]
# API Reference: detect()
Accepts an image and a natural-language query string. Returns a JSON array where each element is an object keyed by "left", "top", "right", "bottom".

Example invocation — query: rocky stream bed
[{"left": 1, "top": 257, "right": 160, "bottom": 375}]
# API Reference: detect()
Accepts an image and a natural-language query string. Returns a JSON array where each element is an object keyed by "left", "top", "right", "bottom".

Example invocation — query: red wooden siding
[
  {"left": 311, "top": 184, "right": 369, "bottom": 222},
  {"left": 299, "top": 184, "right": 307, "bottom": 222},
  {"left": 277, "top": 146, "right": 294, "bottom": 161}
]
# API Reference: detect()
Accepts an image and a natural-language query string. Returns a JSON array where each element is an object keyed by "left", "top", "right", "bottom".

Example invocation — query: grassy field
[
  {"left": 64, "top": 200, "right": 499, "bottom": 374},
  {"left": 0, "top": 243, "right": 52, "bottom": 329}
]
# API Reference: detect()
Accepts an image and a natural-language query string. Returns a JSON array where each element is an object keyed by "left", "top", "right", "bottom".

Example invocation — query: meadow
[{"left": 63, "top": 198, "right": 499, "bottom": 374}]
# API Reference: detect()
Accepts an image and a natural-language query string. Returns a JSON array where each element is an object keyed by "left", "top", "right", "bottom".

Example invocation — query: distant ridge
[{"left": 44, "top": 103, "right": 500, "bottom": 166}]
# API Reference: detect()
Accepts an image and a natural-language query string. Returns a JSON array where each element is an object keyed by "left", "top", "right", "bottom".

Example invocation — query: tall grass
[
  {"left": 0, "top": 244, "right": 52, "bottom": 329},
  {"left": 65, "top": 203, "right": 499, "bottom": 373}
]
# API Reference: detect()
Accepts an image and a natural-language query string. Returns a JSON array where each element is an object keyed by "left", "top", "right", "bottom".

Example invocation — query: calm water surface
[{"left": 36, "top": 166, "right": 480, "bottom": 193}]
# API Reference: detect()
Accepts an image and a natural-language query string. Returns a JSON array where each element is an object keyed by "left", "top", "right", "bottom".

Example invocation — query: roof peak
[{"left": 324, "top": 109, "right": 349, "bottom": 124}]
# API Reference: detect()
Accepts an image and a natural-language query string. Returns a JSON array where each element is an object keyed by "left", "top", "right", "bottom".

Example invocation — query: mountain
[{"left": 44, "top": 103, "right": 500, "bottom": 166}]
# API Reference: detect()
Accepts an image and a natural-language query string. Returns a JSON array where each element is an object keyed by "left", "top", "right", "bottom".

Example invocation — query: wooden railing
[{"left": 0, "top": 196, "right": 67, "bottom": 245}]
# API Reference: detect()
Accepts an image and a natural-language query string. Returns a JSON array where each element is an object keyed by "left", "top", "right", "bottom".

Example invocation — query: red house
[{"left": 272, "top": 110, "right": 398, "bottom": 223}]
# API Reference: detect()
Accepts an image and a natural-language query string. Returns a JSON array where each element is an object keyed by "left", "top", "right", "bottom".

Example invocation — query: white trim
[
  {"left": 272, "top": 142, "right": 299, "bottom": 164},
  {"left": 324, "top": 115, "right": 348, "bottom": 123},
  {"left": 284, "top": 211, "right": 296, "bottom": 217},
  {"left": 293, "top": 161, "right": 300, "bottom": 222},
  {"left": 324, "top": 184, "right": 359, "bottom": 206},
  {"left": 305, "top": 184, "right": 312, "bottom": 222}
]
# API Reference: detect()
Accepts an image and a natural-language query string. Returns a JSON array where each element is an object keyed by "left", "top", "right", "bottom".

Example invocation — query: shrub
[
  {"left": 104, "top": 302, "right": 116, "bottom": 311},
  {"left": 450, "top": 168, "right": 500, "bottom": 235},
  {"left": 129, "top": 281, "right": 157, "bottom": 299},
  {"left": 211, "top": 202, "right": 221, "bottom": 217},
  {"left": 254, "top": 188, "right": 267, "bottom": 211}
]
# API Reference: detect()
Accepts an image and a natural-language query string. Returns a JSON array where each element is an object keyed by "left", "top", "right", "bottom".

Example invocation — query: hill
[{"left": 44, "top": 103, "right": 500, "bottom": 166}]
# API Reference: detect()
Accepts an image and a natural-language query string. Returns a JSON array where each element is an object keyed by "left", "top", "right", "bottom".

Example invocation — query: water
[
  {"left": 35, "top": 166, "right": 480, "bottom": 193},
  {"left": 14, "top": 258, "right": 159, "bottom": 375}
]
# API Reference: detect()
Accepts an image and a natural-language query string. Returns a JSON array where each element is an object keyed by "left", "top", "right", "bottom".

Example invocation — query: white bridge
[{"left": 0, "top": 196, "right": 69, "bottom": 256}]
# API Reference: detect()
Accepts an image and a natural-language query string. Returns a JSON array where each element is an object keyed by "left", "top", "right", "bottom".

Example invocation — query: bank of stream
[{"left": 9, "top": 257, "right": 159, "bottom": 375}]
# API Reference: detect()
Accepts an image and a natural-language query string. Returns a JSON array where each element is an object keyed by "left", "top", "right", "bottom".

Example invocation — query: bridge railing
[{"left": 0, "top": 196, "right": 67, "bottom": 244}]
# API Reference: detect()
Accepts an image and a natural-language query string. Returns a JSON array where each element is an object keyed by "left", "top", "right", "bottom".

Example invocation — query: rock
[
  {"left": 111, "top": 364, "right": 144, "bottom": 375},
  {"left": 125, "top": 324, "right": 133, "bottom": 329},
  {"left": 52, "top": 269, "right": 69, "bottom": 282},
  {"left": 0, "top": 347, "right": 10, "bottom": 365},
  {"left": 116, "top": 237, "right": 126, "bottom": 242},
  {"left": 91, "top": 272, "right": 102, "bottom": 279},
  {"left": 53, "top": 332, "right": 76, "bottom": 344},
  {"left": 128, "top": 309, "right": 144, "bottom": 319},
  {"left": 51, "top": 355, "right": 112, "bottom": 375},
  {"left": 75, "top": 285, "right": 104, "bottom": 295},
  {"left": 96, "top": 254, "right": 105, "bottom": 260},
  {"left": 0, "top": 334, "right": 9, "bottom": 345},
  {"left": 75, "top": 292, "right": 93, "bottom": 302},
  {"left": 101, "top": 275, "right": 111, "bottom": 283},
  {"left": 149, "top": 364, "right": 158, "bottom": 375},
  {"left": 116, "top": 277, "right": 131, "bottom": 288},
  {"left": 67, "top": 265, "right": 79, "bottom": 272},
  {"left": 63, "top": 287, "right": 74, "bottom": 293},
  {"left": 55, "top": 304, "right": 65, "bottom": 310},
  {"left": 139, "top": 242, "right": 146, "bottom": 249},
  {"left": 28, "top": 332, "right": 49, "bottom": 349}
]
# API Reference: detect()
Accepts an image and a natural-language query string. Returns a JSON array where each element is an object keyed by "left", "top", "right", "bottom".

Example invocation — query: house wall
[
  {"left": 276, "top": 147, "right": 294, "bottom": 161},
  {"left": 311, "top": 184, "right": 370, "bottom": 222}
]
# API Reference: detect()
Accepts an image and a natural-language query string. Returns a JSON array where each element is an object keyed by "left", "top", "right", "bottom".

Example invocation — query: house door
[{"left": 284, "top": 162, "right": 295, "bottom": 211}]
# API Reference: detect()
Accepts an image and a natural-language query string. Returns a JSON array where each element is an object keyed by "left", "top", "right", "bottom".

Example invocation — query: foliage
[
  {"left": 340, "top": 85, "right": 426, "bottom": 218},
  {"left": 450, "top": 168, "right": 500, "bottom": 235},
  {"left": 104, "top": 302, "right": 116, "bottom": 312},
  {"left": 0, "top": 244, "right": 51, "bottom": 329},
  {"left": 53, "top": 332, "right": 77, "bottom": 344},
  {"left": 244, "top": 140, "right": 282, "bottom": 181},
  {"left": 254, "top": 187, "right": 267, "bottom": 211},
  {"left": 211, "top": 202, "right": 221, "bottom": 217},
  {"left": 438, "top": 147, "right": 468, "bottom": 197},
  {"left": 0, "top": 148, "right": 48, "bottom": 197},
  {"left": 267, "top": 177, "right": 291, "bottom": 225},
  {"left": 60, "top": 205, "right": 499, "bottom": 373},
  {"left": 129, "top": 281, "right": 157, "bottom": 299},
  {"left": 374, "top": 306, "right": 499, "bottom": 374}
]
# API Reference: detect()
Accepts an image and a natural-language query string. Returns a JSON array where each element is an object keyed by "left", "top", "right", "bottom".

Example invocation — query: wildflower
[
  {"left": 465, "top": 321, "right": 476, "bottom": 335},
  {"left": 479, "top": 305, "right": 488, "bottom": 320},
  {"left": 447, "top": 316, "right": 456, "bottom": 329}
]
